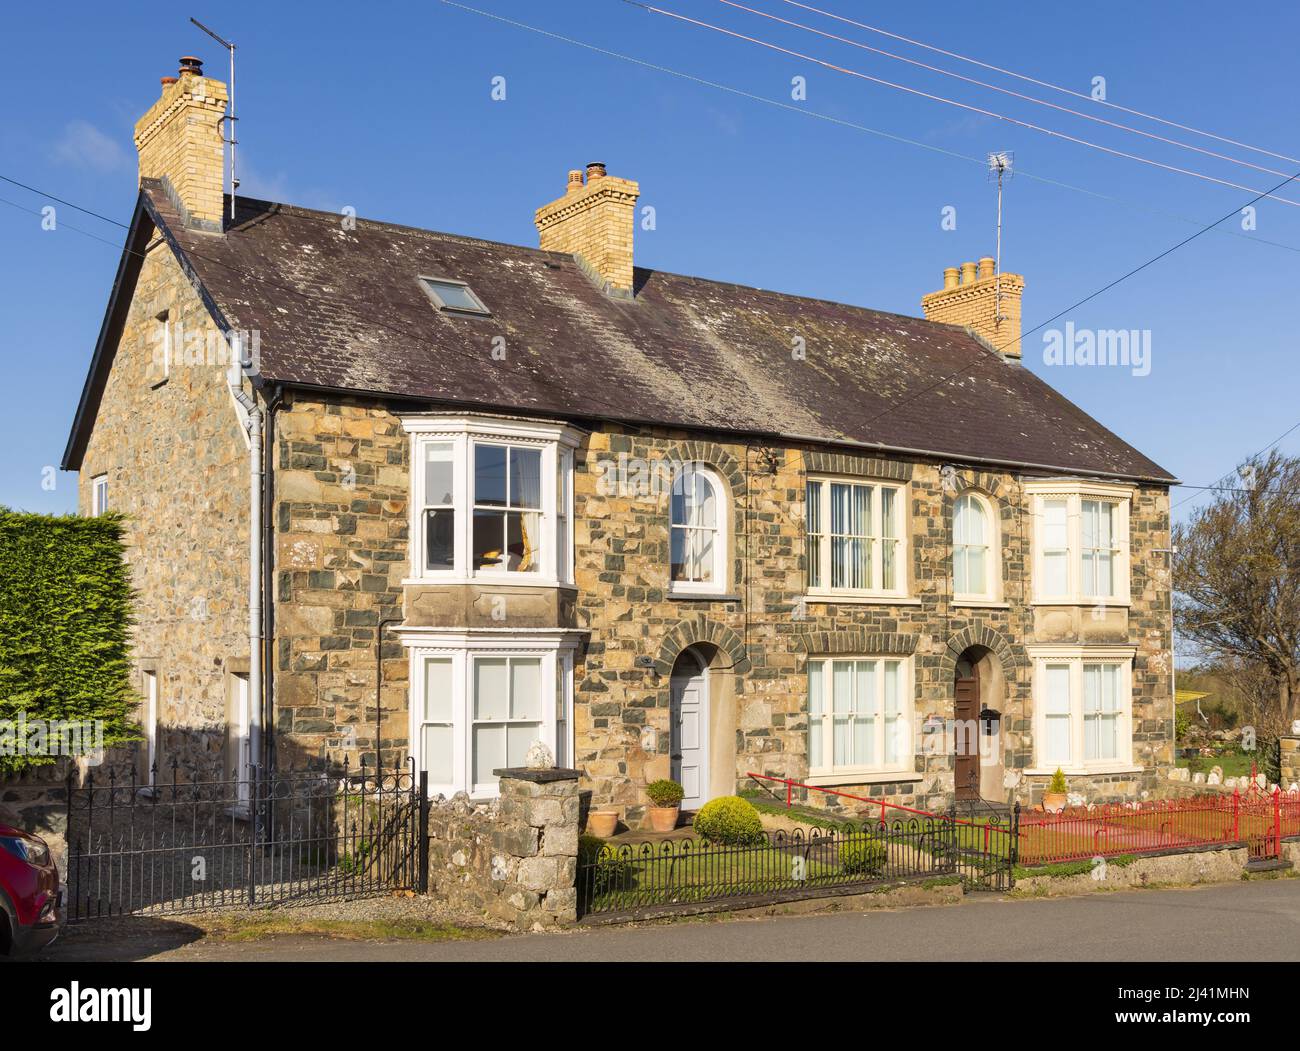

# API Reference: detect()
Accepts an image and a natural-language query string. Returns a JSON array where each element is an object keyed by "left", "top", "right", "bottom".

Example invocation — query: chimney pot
[
  {"left": 960, "top": 261, "right": 977, "bottom": 285},
  {"left": 567, "top": 169, "right": 585, "bottom": 193},
  {"left": 160, "top": 76, "right": 178, "bottom": 87},
  {"left": 978, "top": 256, "right": 996, "bottom": 280},
  {"left": 943, "top": 267, "right": 959, "bottom": 290},
  {"left": 178, "top": 56, "right": 203, "bottom": 78},
  {"left": 586, "top": 161, "right": 607, "bottom": 182},
  {"left": 922, "top": 254, "right": 1025, "bottom": 360}
]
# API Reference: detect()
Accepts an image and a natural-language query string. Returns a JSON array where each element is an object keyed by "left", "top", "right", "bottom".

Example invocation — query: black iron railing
[
  {"left": 65, "top": 758, "right": 426, "bottom": 921},
  {"left": 578, "top": 817, "right": 964, "bottom": 921}
]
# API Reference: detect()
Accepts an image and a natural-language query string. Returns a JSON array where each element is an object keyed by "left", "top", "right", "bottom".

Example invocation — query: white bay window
[
  {"left": 403, "top": 416, "right": 580, "bottom": 586},
  {"left": 1028, "top": 646, "right": 1135, "bottom": 774},
  {"left": 405, "top": 632, "right": 580, "bottom": 798},
  {"left": 1026, "top": 482, "right": 1131, "bottom": 605}
]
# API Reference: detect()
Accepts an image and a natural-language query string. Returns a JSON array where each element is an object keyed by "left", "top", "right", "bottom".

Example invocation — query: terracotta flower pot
[
  {"left": 587, "top": 811, "right": 619, "bottom": 837},
  {"left": 1042, "top": 792, "right": 1068, "bottom": 814},
  {"left": 647, "top": 806, "right": 679, "bottom": 833}
]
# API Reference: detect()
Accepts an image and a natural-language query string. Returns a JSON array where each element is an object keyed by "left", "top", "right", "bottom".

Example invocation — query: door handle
[{"left": 670, "top": 754, "right": 682, "bottom": 760}]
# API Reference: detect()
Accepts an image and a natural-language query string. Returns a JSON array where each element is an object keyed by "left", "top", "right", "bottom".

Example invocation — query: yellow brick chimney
[
  {"left": 921, "top": 257, "right": 1024, "bottom": 359},
  {"left": 134, "top": 56, "right": 228, "bottom": 232},
  {"left": 535, "top": 163, "right": 640, "bottom": 297}
]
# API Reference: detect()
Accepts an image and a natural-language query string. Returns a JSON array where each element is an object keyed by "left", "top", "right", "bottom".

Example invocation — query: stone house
[{"left": 62, "top": 57, "right": 1177, "bottom": 824}]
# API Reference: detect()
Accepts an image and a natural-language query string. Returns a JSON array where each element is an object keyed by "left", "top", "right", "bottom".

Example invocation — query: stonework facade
[
  {"left": 76, "top": 239, "right": 250, "bottom": 783},
  {"left": 265, "top": 398, "right": 1174, "bottom": 822}
]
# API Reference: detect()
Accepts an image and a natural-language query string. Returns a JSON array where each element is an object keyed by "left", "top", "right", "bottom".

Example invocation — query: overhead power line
[
  {"left": 782, "top": 0, "right": 1300, "bottom": 168},
  {"left": 717, "top": 0, "right": 1297, "bottom": 184},
  {"left": 626, "top": 1, "right": 1300, "bottom": 207}
]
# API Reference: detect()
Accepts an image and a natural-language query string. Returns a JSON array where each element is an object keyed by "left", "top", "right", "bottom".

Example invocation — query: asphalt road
[{"left": 32, "top": 879, "right": 1300, "bottom": 962}]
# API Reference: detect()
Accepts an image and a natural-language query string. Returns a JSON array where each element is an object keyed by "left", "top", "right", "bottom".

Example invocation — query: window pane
[
  {"left": 809, "top": 715, "right": 823, "bottom": 768},
  {"left": 426, "top": 509, "right": 454, "bottom": 571},
  {"left": 510, "top": 447, "right": 542, "bottom": 509},
  {"left": 424, "top": 659, "right": 453, "bottom": 722},
  {"left": 832, "top": 661, "right": 853, "bottom": 714},
  {"left": 505, "top": 510, "right": 540, "bottom": 572},
  {"left": 880, "top": 488, "right": 897, "bottom": 539},
  {"left": 834, "top": 715, "right": 851, "bottom": 766},
  {"left": 954, "top": 543, "right": 968, "bottom": 594},
  {"left": 1045, "top": 716, "right": 1071, "bottom": 763},
  {"left": 422, "top": 725, "right": 452, "bottom": 783},
  {"left": 507, "top": 723, "right": 540, "bottom": 767},
  {"left": 854, "top": 714, "right": 872, "bottom": 765},
  {"left": 473, "top": 510, "right": 506, "bottom": 570},
  {"left": 1043, "top": 551, "right": 1068, "bottom": 595},
  {"left": 474, "top": 444, "right": 507, "bottom": 506},
  {"left": 855, "top": 661, "right": 877, "bottom": 715},
  {"left": 474, "top": 659, "right": 508, "bottom": 719},
  {"left": 806, "top": 482, "right": 822, "bottom": 589},
  {"left": 473, "top": 725, "right": 505, "bottom": 785},
  {"left": 1084, "top": 715, "right": 1099, "bottom": 761},
  {"left": 808, "top": 662, "right": 824, "bottom": 718},
  {"left": 882, "top": 539, "right": 896, "bottom": 591},
  {"left": 424, "top": 442, "right": 454, "bottom": 505},
  {"left": 966, "top": 546, "right": 986, "bottom": 594},
  {"left": 1043, "top": 499, "right": 1068, "bottom": 548},
  {"left": 1045, "top": 665, "right": 1070, "bottom": 714},
  {"left": 510, "top": 659, "right": 542, "bottom": 719},
  {"left": 425, "top": 279, "right": 485, "bottom": 312}
]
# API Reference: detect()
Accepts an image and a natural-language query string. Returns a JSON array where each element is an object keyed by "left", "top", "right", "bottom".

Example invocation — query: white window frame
[
  {"left": 669, "top": 465, "right": 729, "bottom": 596},
  {"left": 1025, "top": 481, "right": 1132, "bottom": 606},
  {"left": 402, "top": 629, "right": 581, "bottom": 800},
  {"left": 805, "top": 476, "right": 909, "bottom": 601},
  {"left": 91, "top": 474, "right": 108, "bottom": 516},
  {"left": 1026, "top": 646, "right": 1137, "bottom": 775},
  {"left": 805, "top": 655, "right": 915, "bottom": 784},
  {"left": 402, "top": 415, "right": 581, "bottom": 588},
  {"left": 952, "top": 489, "right": 1001, "bottom": 604}
]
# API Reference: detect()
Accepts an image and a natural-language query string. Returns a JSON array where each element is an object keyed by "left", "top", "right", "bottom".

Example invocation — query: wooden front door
[{"left": 954, "top": 672, "right": 980, "bottom": 801}]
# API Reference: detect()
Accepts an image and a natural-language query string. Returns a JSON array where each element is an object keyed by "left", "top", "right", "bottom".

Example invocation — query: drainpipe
[{"left": 229, "top": 355, "right": 264, "bottom": 776}]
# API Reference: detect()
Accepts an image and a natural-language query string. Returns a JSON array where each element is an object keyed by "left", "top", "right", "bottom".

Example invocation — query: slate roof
[{"left": 63, "top": 181, "right": 1175, "bottom": 483}]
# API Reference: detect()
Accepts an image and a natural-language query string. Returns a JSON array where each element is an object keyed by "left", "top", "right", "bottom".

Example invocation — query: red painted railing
[
  {"left": 1016, "top": 787, "right": 1300, "bottom": 866},
  {"left": 746, "top": 771, "right": 1300, "bottom": 866}
]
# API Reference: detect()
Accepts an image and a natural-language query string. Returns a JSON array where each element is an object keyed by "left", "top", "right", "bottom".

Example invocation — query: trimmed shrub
[
  {"left": 839, "top": 836, "right": 887, "bottom": 875},
  {"left": 692, "top": 795, "right": 765, "bottom": 845},
  {"left": 646, "top": 778, "right": 684, "bottom": 808},
  {"left": 0, "top": 511, "right": 137, "bottom": 774},
  {"left": 1048, "top": 768, "right": 1069, "bottom": 794}
]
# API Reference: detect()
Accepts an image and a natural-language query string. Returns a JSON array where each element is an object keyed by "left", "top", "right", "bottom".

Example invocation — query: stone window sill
[
  {"left": 668, "top": 591, "right": 742, "bottom": 602},
  {"left": 802, "top": 594, "right": 922, "bottom": 607},
  {"left": 805, "top": 772, "right": 923, "bottom": 787}
]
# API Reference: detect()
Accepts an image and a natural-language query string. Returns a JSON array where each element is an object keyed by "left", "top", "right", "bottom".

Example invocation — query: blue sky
[{"left": 2, "top": 0, "right": 1297, "bottom": 517}]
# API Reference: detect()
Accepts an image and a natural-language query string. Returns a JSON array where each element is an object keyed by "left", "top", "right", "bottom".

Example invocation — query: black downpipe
[{"left": 262, "top": 386, "right": 282, "bottom": 773}]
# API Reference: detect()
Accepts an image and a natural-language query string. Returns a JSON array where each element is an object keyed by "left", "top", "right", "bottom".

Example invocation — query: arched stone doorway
[
  {"left": 669, "top": 646, "right": 710, "bottom": 810},
  {"left": 952, "top": 645, "right": 1008, "bottom": 802}
]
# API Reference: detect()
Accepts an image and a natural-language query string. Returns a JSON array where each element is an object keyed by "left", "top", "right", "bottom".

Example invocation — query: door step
[{"left": 1243, "top": 857, "right": 1294, "bottom": 874}]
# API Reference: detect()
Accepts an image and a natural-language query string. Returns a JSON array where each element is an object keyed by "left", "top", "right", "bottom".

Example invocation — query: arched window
[
  {"left": 671, "top": 466, "right": 726, "bottom": 592},
  {"left": 953, "top": 492, "right": 995, "bottom": 600}
]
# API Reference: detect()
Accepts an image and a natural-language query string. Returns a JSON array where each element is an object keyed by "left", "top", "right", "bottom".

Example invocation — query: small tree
[
  {"left": 1174, "top": 451, "right": 1300, "bottom": 732},
  {"left": 0, "top": 510, "right": 138, "bottom": 774}
]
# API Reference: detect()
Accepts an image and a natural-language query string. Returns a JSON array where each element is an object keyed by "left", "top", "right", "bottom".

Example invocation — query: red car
[{"left": 0, "top": 824, "right": 60, "bottom": 954}]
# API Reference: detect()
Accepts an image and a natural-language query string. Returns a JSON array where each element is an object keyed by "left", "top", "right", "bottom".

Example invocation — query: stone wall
[
  {"left": 271, "top": 392, "right": 410, "bottom": 770},
  {"left": 427, "top": 769, "right": 579, "bottom": 929},
  {"left": 1282, "top": 736, "right": 1300, "bottom": 789},
  {"left": 77, "top": 234, "right": 250, "bottom": 782},
  {"left": 266, "top": 401, "right": 1173, "bottom": 821}
]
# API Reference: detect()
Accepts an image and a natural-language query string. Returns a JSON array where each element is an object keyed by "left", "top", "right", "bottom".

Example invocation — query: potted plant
[
  {"left": 645, "top": 779, "right": 685, "bottom": 832},
  {"left": 586, "top": 810, "right": 619, "bottom": 837},
  {"left": 1043, "top": 768, "right": 1069, "bottom": 813}
]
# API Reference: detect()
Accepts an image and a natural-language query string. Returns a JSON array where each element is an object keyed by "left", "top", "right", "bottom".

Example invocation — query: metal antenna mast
[
  {"left": 987, "top": 151, "right": 1013, "bottom": 327},
  {"left": 190, "top": 17, "right": 238, "bottom": 222}
]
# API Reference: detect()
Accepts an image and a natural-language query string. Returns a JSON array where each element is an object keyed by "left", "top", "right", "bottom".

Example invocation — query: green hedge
[{"left": 0, "top": 510, "right": 138, "bottom": 773}]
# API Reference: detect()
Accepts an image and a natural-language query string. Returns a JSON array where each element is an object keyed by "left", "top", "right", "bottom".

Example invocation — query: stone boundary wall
[
  {"left": 1015, "top": 845, "right": 1251, "bottom": 897},
  {"left": 427, "top": 768, "right": 579, "bottom": 930},
  {"left": 1281, "top": 736, "right": 1299, "bottom": 789}
]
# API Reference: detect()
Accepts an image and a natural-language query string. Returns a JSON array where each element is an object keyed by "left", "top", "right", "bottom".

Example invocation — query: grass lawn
[
  {"left": 1175, "top": 752, "right": 1255, "bottom": 778},
  {"left": 584, "top": 835, "right": 893, "bottom": 912}
]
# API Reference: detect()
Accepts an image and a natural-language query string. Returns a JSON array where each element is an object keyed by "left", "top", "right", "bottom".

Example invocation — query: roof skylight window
[{"left": 420, "top": 276, "right": 490, "bottom": 316}]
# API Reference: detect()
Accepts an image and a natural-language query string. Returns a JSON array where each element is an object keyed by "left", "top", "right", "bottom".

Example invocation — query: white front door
[
  {"left": 670, "top": 657, "right": 709, "bottom": 811},
  {"left": 142, "top": 670, "right": 158, "bottom": 787}
]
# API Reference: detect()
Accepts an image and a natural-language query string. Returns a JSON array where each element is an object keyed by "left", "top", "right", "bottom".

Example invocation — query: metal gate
[{"left": 65, "top": 759, "right": 428, "bottom": 920}]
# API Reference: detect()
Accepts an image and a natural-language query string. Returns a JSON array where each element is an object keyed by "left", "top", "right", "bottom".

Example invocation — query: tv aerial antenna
[
  {"left": 191, "top": 17, "right": 238, "bottom": 222},
  {"left": 987, "top": 151, "right": 1014, "bottom": 324}
]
